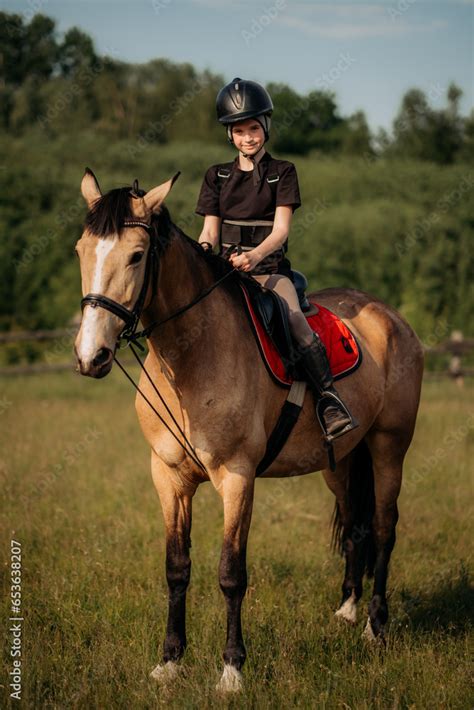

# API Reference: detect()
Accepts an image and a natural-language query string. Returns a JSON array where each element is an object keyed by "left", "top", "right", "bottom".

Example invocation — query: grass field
[{"left": 1, "top": 371, "right": 473, "bottom": 709}]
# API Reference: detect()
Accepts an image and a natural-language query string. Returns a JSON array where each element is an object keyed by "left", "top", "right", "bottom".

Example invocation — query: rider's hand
[{"left": 229, "top": 250, "right": 261, "bottom": 272}]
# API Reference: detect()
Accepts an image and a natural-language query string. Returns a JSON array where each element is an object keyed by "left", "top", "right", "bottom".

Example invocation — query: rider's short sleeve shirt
[{"left": 195, "top": 151, "right": 301, "bottom": 220}]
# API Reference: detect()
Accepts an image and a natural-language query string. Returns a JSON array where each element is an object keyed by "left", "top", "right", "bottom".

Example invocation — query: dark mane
[
  {"left": 85, "top": 186, "right": 137, "bottom": 237},
  {"left": 172, "top": 221, "right": 237, "bottom": 282},
  {"left": 84, "top": 184, "right": 240, "bottom": 293},
  {"left": 84, "top": 185, "right": 173, "bottom": 255}
]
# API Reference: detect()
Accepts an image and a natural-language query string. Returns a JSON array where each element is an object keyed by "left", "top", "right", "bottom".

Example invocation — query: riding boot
[{"left": 298, "top": 333, "right": 358, "bottom": 441}]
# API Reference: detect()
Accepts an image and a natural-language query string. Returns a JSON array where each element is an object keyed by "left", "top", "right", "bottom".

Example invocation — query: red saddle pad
[{"left": 241, "top": 285, "right": 361, "bottom": 387}]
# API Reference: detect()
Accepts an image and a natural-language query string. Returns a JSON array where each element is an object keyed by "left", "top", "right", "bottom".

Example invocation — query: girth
[
  {"left": 220, "top": 218, "right": 288, "bottom": 275},
  {"left": 221, "top": 218, "right": 274, "bottom": 249}
]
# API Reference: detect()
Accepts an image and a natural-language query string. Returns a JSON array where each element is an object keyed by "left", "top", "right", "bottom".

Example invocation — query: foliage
[
  {"left": 1, "top": 12, "right": 472, "bottom": 162},
  {"left": 0, "top": 11, "right": 473, "bottom": 344},
  {"left": 0, "top": 131, "right": 472, "bottom": 342}
]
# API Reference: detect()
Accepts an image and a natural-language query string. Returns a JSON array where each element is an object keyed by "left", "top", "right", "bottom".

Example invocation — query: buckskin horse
[{"left": 74, "top": 170, "right": 424, "bottom": 693}]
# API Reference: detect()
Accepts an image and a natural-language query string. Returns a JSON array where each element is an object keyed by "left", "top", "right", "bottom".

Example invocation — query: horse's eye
[{"left": 129, "top": 251, "right": 144, "bottom": 265}]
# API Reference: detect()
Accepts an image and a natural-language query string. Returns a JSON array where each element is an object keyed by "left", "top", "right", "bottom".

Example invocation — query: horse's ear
[
  {"left": 142, "top": 172, "right": 180, "bottom": 214},
  {"left": 81, "top": 168, "right": 102, "bottom": 208}
]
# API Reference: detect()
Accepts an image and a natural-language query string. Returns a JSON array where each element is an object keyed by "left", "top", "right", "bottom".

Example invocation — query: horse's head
[{"left": 74, "top": 169, "right": 179, "bottom": 378}]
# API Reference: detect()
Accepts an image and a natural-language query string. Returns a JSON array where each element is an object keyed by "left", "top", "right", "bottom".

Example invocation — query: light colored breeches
[{"left": 252, "top": 274, "right": 314, "bottom": 347}]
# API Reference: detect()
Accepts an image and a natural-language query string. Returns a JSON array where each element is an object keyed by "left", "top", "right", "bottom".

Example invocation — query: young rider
[{"left": 195, "top": 77, "right": 357, "bottom": 442}]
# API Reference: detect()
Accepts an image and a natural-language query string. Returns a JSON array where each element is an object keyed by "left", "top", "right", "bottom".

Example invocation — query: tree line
[
  {"left": 0, "top": 11, "right": 473, "bottom": 164},
  {"left": 0, "top": 11, "right": 472, "bottom": 361}
]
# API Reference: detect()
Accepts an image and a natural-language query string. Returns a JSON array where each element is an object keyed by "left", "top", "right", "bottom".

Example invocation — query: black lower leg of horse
[
  {"left": 163, "top": 534, "right": 191, "bottom": 662},
  {"left": 368, "top": 504, "right": 398, "bottom": 637},
  {"left": 219, "top": 541, "right": 248, "bottom": 669},
  {"left": 340, "top": 526, "right": 364, "bottom": 604},
  {"left": 326, "top": 445, "right": 374, "bottom": 612}
]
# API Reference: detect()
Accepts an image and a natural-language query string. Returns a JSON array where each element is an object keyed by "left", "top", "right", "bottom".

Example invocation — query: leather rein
[{"left": 80, "top": 220, "right": 237, "bottom": 475}]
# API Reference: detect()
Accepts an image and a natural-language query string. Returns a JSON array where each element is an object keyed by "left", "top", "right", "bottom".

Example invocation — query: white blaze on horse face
[
  {"left": 91, "top": 238, "right": 116, "bottom": 292},
  {"left": 78, "top": 237, "right": 119, "bottom": 362}
]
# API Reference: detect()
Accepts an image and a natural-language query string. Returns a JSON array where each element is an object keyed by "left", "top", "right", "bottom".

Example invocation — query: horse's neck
[{"left": 141, "top": 229, "right": 240, "bottom": 377}]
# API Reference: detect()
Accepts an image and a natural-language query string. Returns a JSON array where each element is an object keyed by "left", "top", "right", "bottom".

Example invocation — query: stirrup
[{"left": 315, "top": 390, "right": 359, "bottom": 445}]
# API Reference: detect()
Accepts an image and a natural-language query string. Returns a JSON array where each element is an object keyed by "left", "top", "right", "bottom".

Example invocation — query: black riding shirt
[{"left": 195, "top": 151, "right": 301, "bottom": 220}]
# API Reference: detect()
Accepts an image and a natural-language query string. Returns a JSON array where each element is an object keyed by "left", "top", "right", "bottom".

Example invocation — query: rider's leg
[
  {"left": 252, "top": 274, "right": 314, "bottom": 346},
  {"left": 252, "top": 274, "right": 358, "bottom": 440}
]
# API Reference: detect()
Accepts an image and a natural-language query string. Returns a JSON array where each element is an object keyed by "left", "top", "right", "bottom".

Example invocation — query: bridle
[
  {"left": 80, "top": 219, "right": 160, "bottom": 345},
  {"left": 80, "top": 219, "right": 238, "bottom": 347},
  {"left": 79, "top": 213, "right": 238, "bottom": 474}
]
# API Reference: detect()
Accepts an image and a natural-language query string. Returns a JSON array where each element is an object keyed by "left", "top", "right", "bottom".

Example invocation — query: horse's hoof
[
  {"left": 362, "top": 617, "right": 386, "bottom": 646},
  {"left": 335, "top": 593, "right": 357, "bottom": 625},
  {"left": 150, "top": 660, "right": 180, "bottom": 684},
  {"left": 215, "top": 664, "right": 243, "bottom": 693}
]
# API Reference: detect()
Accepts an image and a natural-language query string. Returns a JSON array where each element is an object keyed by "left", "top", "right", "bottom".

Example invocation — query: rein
[{"left": 80, "top": 220, "right": 238, "bottom": 476}]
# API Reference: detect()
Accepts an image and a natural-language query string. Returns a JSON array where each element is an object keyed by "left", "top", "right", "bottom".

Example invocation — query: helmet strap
[{"left": 238, "top": 148, "right": 265, "bottom": 185}]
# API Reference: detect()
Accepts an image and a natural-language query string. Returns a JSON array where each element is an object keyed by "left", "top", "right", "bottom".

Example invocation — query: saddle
[
  {"left": 239, "top": 271, "right": 361, "bottom": 386},
  {"left": 236, "top": 270, "right": 361, "bottom": 475}
]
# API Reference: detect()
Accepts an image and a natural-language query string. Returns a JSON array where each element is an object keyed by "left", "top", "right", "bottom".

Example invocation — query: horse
[{"left": 74, "top": 169, "right": 424, "bottom": 693}]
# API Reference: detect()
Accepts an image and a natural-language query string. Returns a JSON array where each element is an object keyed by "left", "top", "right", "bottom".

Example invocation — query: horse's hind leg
[
  {"left": 149, "top": 453, "right": 196, "bottom": 682},
  {"left": 324, "top": 442, "right": 375, "bottom": 626},
  {"left": 363, "top": 429, "right": 405, "bottom": 643}
]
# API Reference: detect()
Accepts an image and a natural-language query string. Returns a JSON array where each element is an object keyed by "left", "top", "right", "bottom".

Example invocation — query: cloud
[{"left": 274, "top": 4, "right": 449, "bottom": 40}]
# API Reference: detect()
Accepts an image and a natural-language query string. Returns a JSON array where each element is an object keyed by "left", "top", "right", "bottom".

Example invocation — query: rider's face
[{"left": 231, "top": 120, "right": 265, "bottom": 156}]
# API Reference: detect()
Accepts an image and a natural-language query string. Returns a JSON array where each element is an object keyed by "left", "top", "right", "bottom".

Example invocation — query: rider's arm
[
  {"left": 198, "top": 215, "right": 222, "bottom": 251},
  {"left": 251, "top": 205, "right": 293, "bottom": 262}
]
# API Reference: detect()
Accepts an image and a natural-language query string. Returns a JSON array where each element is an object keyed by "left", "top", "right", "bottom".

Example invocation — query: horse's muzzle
[{"left": 75, "top": 345, "right": 114, "bottom": 378}]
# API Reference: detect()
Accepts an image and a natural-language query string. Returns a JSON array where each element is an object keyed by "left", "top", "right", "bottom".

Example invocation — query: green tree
[
  {"left": 391, "top": 84, "right": 465, "bottom": 164},
  {"left": 58, "top": 27, "right": 97, "bottom": 76}
]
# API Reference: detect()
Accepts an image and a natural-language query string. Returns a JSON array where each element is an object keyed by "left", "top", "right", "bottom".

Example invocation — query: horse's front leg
[
  {"left": 215, "top": 465, "right": 255, "bottom": 693},
  {"left": 149, "top": 452, "right": 196, "bottom": 683}
]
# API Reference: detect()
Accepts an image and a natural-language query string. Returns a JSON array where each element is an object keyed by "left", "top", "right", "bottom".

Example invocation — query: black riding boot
[{"left": 298, "top": 333, "right": 358, "bottom": 441}]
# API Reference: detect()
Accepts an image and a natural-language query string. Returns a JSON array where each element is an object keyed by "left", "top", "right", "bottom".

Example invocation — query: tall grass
[{"left": 1, "top": 372, "right": 472, "bottom": 708}]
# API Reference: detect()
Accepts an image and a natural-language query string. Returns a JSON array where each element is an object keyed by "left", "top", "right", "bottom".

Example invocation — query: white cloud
[{"left": 275, "top": 4, "right": 448, "bottom": 40}]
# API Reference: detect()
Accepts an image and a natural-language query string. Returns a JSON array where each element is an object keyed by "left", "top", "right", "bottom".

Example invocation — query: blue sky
[{"left": 2, "top": 0, "right": 473, "bottom": 132}]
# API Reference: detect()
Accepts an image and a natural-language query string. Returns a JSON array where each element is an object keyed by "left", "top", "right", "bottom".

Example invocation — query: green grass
[{"left": 1, "top": 372, "right": 473, "bottom": 708}]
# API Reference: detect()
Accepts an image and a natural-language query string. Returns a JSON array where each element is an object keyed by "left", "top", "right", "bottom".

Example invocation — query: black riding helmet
[{"left": 216, "top": 77, "right": 273, "bottom": 144}]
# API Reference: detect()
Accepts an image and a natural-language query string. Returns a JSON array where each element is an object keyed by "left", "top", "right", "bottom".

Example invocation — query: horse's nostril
[{"left": 92, "top": 347, "right": 112, "bottom": 367}]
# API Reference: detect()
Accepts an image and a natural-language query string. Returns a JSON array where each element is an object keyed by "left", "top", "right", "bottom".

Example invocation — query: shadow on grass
[{"left": 400, "top": 562, "right": 473, "bottom": 636}]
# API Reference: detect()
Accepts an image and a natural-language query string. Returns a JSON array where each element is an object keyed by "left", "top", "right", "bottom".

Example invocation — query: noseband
[{"left": 80, "top": 219, "right": 160, "bottom": 343}]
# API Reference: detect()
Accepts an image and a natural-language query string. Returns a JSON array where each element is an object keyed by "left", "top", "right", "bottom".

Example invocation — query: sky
[{"left": 2, "top": 0, "right": 473, "bottom": 133}]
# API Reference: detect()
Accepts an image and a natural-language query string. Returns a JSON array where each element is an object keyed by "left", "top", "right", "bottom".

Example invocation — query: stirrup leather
[{"left": 315, "top": 390, "right": 358, "bottom": 444}]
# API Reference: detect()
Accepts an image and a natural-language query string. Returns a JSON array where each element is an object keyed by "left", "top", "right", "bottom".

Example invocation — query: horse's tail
[{"left": 331, "top": 439, "right": 376, "bottom": 578}]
